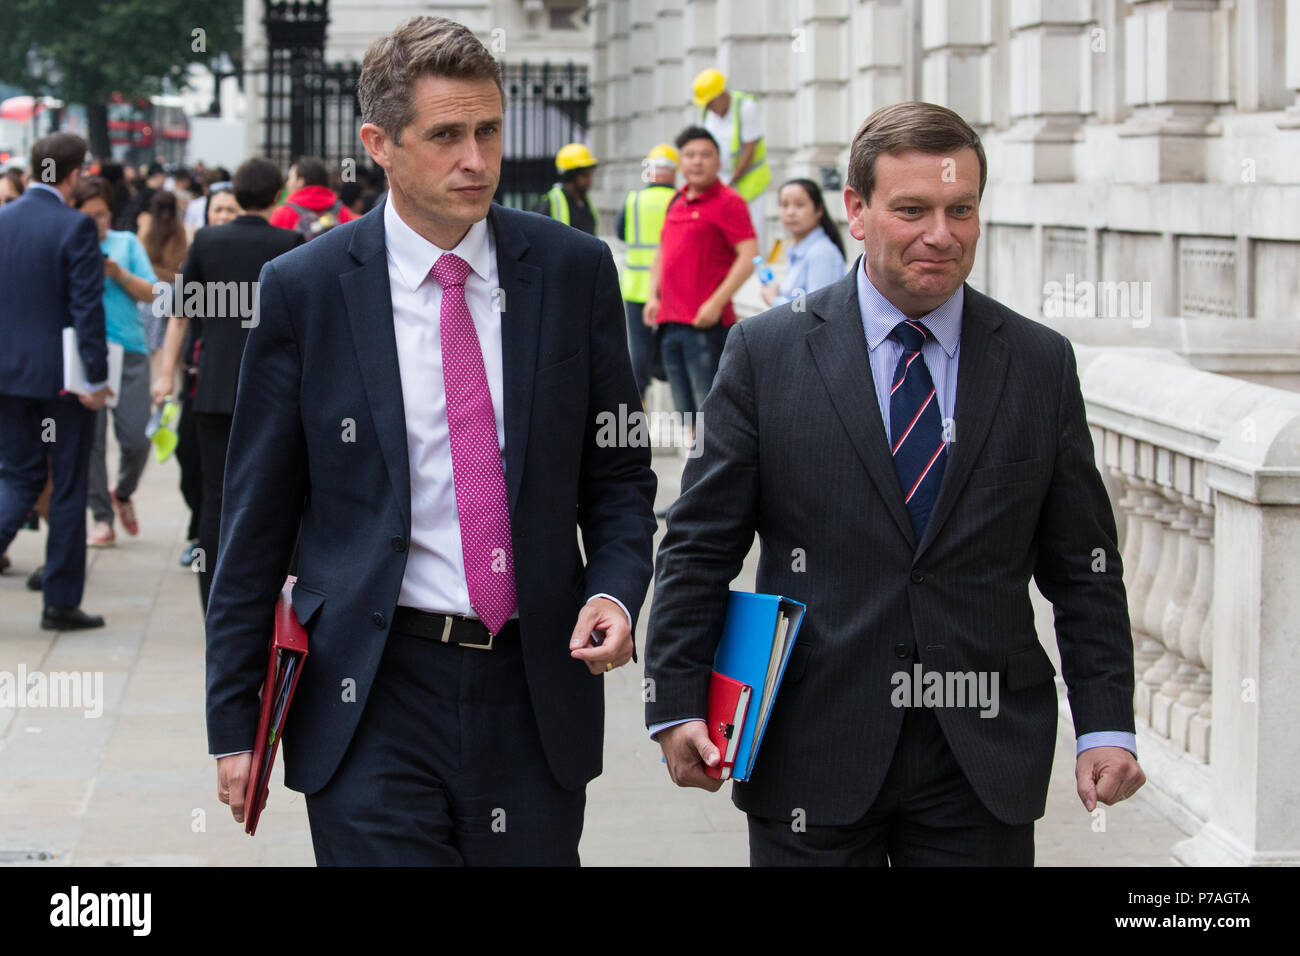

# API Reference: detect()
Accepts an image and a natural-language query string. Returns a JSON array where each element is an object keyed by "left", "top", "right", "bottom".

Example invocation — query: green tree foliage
[{"left": 0, "top": 0, "right": 242, "bottom": 157}]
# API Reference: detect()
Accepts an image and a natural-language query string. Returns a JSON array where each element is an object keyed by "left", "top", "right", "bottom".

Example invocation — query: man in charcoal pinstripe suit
[{"left": 645, "top": 102, "right": 1146, "bottom": 865}]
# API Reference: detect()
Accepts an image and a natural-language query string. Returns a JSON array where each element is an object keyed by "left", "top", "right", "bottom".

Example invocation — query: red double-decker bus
[{"left": 107, "top": 93, "right": 189, "bottom": 167}]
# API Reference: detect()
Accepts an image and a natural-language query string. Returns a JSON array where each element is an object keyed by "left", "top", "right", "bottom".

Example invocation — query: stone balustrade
[
  {"left": 1078, "top": 346, "right": 1300, "bottom": 865},
  {"left": 627, "top": 241, "right": 1300, "bottom": 865}
]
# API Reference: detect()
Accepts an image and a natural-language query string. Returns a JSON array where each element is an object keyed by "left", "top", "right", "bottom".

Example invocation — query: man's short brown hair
[
  {"left": 359, "top": 16, "right": 505, "bottom": 145},
  {"left": 232, "top": 157, "right": 284, "bottom": 212},
  {"left": 30, "top": 132, "right": 88, "bottom": 186},
  {"left": 846, "top": 102, "right": 986, "bottom": 205}
]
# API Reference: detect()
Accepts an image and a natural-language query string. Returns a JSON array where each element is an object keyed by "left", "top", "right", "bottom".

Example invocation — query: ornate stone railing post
[{"left": 1079, "top": 347, "right": 1300, "bottom": 865}]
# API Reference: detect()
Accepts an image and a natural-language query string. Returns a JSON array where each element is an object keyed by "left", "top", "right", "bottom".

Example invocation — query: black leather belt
[{"left": 391, "top": 606, "right": 504, "bottom": 650}]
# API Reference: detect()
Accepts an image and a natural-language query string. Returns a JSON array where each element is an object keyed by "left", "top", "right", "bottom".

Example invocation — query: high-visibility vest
[
  {"left": 619, "top": 185, "right": 674, "bottom": 303},
  {"left": 546, "top": 184, "right": 599, "bottom": 233},
  {"left": 703, "top": 90, "right": 770, "bottom": 202}
]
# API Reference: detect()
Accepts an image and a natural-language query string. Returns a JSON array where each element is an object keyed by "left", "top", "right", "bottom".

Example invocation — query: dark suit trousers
[
  {"left": 193, "top": 411, "right": 232, "bottom": 613},
  {"left": 0, "top": 395, "right": 94, "bottom": 609},
  {"left": 747, "top": 704, "right": 1035, "bottom": 866},
  {"left": 176, "top": 393, "right": 202, "bottom": 542},
  {"left": 304, "top": 622, "right": 586, "bottom": 866}
]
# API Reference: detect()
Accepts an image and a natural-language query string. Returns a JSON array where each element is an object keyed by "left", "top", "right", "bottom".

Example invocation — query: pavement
[{"left": 0, "top": 418, "right": 1188, "bottom": 866}]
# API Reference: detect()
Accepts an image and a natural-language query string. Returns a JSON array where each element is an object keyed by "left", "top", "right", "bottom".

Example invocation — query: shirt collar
[
  {"left": 680, "top": 179, "right": 722, "bottom": 204},
  {"left": 26, "top": 182, "right": 64, "bottom": 201},
  {"left": 788, "top": 228, "right": 829, "bottom": 262},
  {"left": 856, "top": 255, "right": 963, "bottom": 357},
  {"left": 383, "top": 195, "right": 492, "bottom": 292}
]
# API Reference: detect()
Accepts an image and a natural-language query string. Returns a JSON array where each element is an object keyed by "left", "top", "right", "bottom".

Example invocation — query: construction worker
[
  {"left": 539, "top": 142, "right": 599, "bottom": 235},
  {"left": 692, "top": 68, "right": 771, "bottom": 255},
  {"left": 615, "top": 144, "right": 678, "bottom": 399}
]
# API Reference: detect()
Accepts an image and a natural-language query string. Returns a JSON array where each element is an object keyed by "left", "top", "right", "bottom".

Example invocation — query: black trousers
[
  {"left": 192, "top": 411, "right": 232, "bottom": 613},
  {"left": 304, "top": 622, "right": 586, "bottom": 866},
  {"left": 747, "top": 704, "right": 1035, "bottom": 866},
  {"left": 0, "top": 395, "right": 94, "bottom": 609},
  {"left": 176, "top": 394, "right": 202, "bottom": 542}
]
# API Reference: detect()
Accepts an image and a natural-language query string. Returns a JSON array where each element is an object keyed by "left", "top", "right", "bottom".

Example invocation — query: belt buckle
[
  {"left": 459, "top": 628, "right": 495, "bottom": 651},
  {"left": 441, "top": 615, "right": 494, "bottom": 651}
]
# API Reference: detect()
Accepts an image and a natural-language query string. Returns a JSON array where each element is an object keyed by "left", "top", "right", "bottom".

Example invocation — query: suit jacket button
[
  {"left": 392, "top": 536, "right": 406, "bottom": 552},
  {"left": 894, "top": 643, "right": 909, "bottom": 660},
  {"left": 372, "top": 612, "right": 386, "bottom": 629},
  {"left": 910, "top": 569, "right": 925, "bottom": 583}
]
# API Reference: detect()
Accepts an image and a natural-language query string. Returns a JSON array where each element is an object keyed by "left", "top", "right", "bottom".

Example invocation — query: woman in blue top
[
  {"left": 72, "top": 176, "right": 158, "bottom": 548},
  {"left": 760, "top": 177, "right": 848, "bottom": 308}
]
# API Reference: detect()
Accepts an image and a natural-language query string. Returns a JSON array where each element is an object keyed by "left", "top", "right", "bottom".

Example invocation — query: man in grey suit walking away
[{"left": 645, "top": 102, "right": 1145, "bottom": 866}]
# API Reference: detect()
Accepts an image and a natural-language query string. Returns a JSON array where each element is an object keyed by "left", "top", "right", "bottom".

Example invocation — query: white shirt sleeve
[
  {"left": 184, "top": 196, "right": 207, "bottom": 228},
  {"left": 739, "top": 97, "right": 763, "bottom": 144}
]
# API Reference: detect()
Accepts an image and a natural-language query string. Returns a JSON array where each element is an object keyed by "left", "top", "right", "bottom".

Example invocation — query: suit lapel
[
  {"left": 488, "top": 204, "right": 543, "bottom": 518},
  {"left": 340, "top": 201, "right": 411, "bottom": 528},
  {"left": 806, "top": 266, "right": 917, "bottom": 550},
  {"left": 914, "top": 285, "right": 1010, "bottom": 559}
]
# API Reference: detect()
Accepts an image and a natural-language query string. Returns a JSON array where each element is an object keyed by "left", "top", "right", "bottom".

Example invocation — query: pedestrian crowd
[
  {"left": 541, "top": 67, "right": 848, "bottom": 441},
  {"left": 0, "top": 138, "right": 382, "bottom": 628},
  {"left": 0, "top": 67, "right": 850, "bottom": 629}
]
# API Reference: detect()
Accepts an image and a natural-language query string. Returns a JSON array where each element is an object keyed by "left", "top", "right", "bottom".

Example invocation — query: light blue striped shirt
[
  {"left": 772, "top": 227, "right": 847, "bottom": 306},
  {"left": 857, "top": 256, "right": 962, "bottom": 442}
]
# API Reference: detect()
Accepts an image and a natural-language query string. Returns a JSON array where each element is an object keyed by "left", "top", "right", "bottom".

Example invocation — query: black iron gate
[
  {"left": 263, "top": 0, "right": 364, "bottom": 171},
  {"left": 261, "top": 3, "right": 589, "bottom": 206},
  {"left": 496, "top": 62, "right": 591, "bottom": 211}
]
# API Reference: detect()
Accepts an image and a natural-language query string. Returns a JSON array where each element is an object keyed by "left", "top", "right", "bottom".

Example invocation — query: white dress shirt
[
  {"left": 384, "top": 198, "right": 630, "bottom": 627},
  {"left": 385, "top": 197, "right": 508, "bottom": 616}
]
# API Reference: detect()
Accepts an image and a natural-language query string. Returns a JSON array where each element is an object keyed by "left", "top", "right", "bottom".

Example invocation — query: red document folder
[
  {"left": 704, "top": 672, "right": 753, "bottom": 780},
  {"left": 243, "top": 575, "right": 309, "bottom": 836}
]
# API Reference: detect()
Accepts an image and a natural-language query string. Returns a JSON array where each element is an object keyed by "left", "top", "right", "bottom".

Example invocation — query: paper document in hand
[{"left": 61, "top": 327, "right": 123, "bottom": 408}]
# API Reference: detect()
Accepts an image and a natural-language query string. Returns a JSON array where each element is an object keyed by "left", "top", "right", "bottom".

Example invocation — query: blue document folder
[{"left": 712, "top": 591, "right": 807, "bottom": 781}]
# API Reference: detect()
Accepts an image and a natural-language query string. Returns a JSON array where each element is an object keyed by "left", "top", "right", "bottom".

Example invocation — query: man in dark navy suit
[
  {"left": 205, "top": 16, "right": 656, "bottom": 864},
  {"left": 647, "top": 103, "right": 1145, "bottom": 865},
  {"left": 0, "top": 133, "right": 113, "bottom": 630}
]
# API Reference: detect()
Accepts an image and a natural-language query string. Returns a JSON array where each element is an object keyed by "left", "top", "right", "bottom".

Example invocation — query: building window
[{"left": 549, "top": 6, "right": 581, "bottom": 31}]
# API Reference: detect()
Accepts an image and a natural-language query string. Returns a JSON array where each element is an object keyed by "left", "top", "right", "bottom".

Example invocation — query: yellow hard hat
[
  {"left": 646, "top": 143, "right": 679, "bottom": 168},
  {"left": 692, "top": 68, "right": 726, "bottom": 107},
  {"left": 556, "top": 143, "right": 598, "bottom": 173}
]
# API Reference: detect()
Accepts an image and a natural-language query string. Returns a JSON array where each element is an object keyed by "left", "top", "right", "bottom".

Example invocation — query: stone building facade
[{"left": 591, "top": 0, "right": 1300, "bottom": 369}]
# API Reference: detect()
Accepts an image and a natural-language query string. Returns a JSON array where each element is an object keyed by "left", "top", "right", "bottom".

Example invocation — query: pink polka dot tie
[{"left": 431, "top": 253, "right": 516, "bottom": 635}]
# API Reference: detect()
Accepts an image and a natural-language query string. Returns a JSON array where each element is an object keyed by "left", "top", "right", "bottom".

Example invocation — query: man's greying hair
[
  {"left": 359, "top": 16, "right": 505, "bottom": 145},
  {"left": 846, "top": 102, "right": 986, "bottom": 205}
]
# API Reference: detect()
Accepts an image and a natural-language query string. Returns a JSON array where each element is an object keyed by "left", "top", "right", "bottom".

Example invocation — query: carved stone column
[
  {"left": 1116, "top": 0, "right": 1225, "bottom": 182},
  {"left": 1003, "top": 0, "right": 1092, "bottom": 181},
  {"left": 921, "top": 0, "right": 995, "bottom": 129}
]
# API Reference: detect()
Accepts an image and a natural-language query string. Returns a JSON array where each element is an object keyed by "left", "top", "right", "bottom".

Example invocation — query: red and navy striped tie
[{"left": 888, "top": 320, "right": 947, "bottom": 540}]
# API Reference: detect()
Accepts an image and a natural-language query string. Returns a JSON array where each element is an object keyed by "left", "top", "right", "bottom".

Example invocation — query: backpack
[{"left": 286, "top": 199, "right": 343, "bottom": 240}]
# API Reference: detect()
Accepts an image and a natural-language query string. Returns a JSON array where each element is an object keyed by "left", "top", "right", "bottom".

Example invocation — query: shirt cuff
[
  {"left": 587, "top": 593, "right": 631, "bottom": 632},
  {"left": 648, "top": 717, "right": 704, "bottom": 740},
  {"left": 213, "top": 750, "right": 253, "bottom": 759},
  {"left": 1076, "top": 731, "right": 1137, "bottom": 758},
  {"left": 84, "top": 380, "right": 108, "bottom": 391}
]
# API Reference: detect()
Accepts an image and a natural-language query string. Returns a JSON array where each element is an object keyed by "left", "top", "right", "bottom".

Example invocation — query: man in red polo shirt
[{"left": 644, "top": 127, "right": 757, "bottom": 422}]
